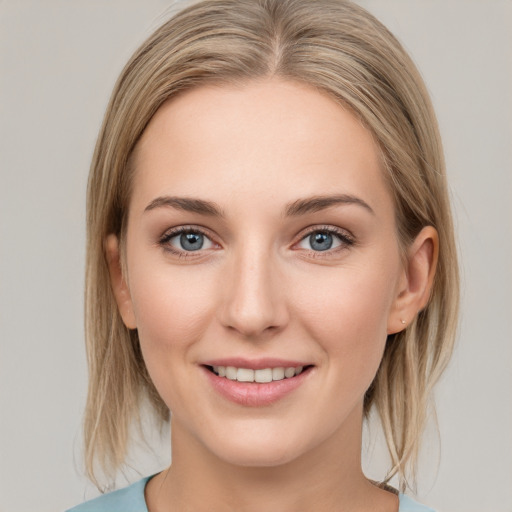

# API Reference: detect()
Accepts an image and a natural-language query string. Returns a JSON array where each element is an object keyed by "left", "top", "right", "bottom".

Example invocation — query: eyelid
[
  {"left": 300, "top": 224, "right": 354, "bottom": 240},
  {"left": 293, "top": 225, "right": 355, "bottom": 252},
  {"left": 158, "top": 225, "right": 220, "bottom": 256},
  {"left": 159, "top": 224, "right": 213, "bottom": 242},
  {"left": 157, "top": 224, "right": 355, "bottom": 257}
]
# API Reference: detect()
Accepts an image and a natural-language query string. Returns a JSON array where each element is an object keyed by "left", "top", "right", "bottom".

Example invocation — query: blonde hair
[{"left": 84, "top": 0, "right": 459, "bottom": 492}]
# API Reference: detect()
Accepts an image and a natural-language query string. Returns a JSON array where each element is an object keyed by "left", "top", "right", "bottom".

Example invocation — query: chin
[
  {"left": 218, "top": 444, "right": 301, "bottom": 468},
  {"left": 204, "top": 425, "right": 310, "bottom": 468}
]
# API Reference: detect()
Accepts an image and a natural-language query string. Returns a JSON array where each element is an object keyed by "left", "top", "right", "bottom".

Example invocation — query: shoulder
[
  {"left": 399, "top": 493, "right": 437, "bottom": 512},
  {"left": 65, "top": 476, "right": 150, "bottom": 512}
]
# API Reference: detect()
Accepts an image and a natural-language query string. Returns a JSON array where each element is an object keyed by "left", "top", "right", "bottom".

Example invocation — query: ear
[
  {"left": 387, "top": 226, "right": 439, "bottom": 334},
  {"left": 105, "top": 234, "right": 137, "bottom": 330}
]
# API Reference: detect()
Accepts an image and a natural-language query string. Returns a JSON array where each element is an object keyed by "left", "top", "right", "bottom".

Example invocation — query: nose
[{"left": 218, "top": 244, "right": 289, "bottom": 339}]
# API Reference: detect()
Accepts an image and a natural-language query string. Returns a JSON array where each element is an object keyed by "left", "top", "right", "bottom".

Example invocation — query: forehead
[{"left": 130, "top": 79, "right": 392, "bottom": 217}]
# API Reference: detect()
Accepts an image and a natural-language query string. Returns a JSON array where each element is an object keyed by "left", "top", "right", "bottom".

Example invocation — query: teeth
[
  {"left": 237, "top": 368, "right": 254, "bottom": 382},
  {"left": 272, "top": 367, "right": 285, "bottom": 381},
  {"left": 284, "top": 367, "right": 295, "bottom": 378},
  {"left": 255, "top": 368, "right": 273, "bottom": 383},
  {"left": 225, "top": 366, "right": 237, "bottom": 380},
  {"left": 211, "top": 365, "right": 306, "bottom": 382}
]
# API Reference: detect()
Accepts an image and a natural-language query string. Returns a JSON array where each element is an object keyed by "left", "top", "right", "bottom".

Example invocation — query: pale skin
[{"left": 106, "top": 79, "right": 438, "bottom": 512}]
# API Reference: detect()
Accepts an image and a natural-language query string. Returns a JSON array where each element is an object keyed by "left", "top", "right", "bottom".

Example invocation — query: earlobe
[
  {"left": 387, "top": 226, "right": 439, "bottom": 334},
  {"left": 105, "top": 234, "right": 137, "bottom": 330}
]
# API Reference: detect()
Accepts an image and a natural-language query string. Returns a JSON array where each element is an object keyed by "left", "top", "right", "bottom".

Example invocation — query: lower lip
[{"left": 202, "top": 366, "right": 313, "bottom": 407}]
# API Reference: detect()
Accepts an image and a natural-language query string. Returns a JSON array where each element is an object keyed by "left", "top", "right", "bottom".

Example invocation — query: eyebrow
[
  {"left": 144, "top": 196, "right": 225, "bottom": 217},
  {"left": 285, "top": 194, "right": 375, "bottom": 217},
  {"left": 144, "top": 193, "right": 374, "bottom": 217}
]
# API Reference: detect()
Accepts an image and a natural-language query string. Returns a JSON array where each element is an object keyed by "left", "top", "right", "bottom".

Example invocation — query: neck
[{"left": 145, "top": 404, "right": 398, "bottom": 512}]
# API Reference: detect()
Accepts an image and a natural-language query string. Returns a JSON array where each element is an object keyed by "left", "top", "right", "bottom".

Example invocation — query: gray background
[{"left": 1, "top": 1, "right": 511, "bottom": 511}]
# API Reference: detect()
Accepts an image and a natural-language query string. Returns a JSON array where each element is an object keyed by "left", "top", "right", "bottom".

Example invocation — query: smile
[
  {"left": 202, "top": 361, "right": 314, "bottom": 406},
  {"left": 209, "top": 365, "right": 306, "bottom": 383}
]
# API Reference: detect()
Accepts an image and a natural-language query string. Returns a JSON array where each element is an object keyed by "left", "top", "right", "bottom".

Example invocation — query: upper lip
[{"left": 201, "top": 357, "right": 312, "bottom": 370}]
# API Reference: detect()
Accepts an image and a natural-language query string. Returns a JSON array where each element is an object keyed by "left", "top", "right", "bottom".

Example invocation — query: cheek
[
  {"left": 295, "top": 264, "right": 396, "bottom": 379},
  {"left": 128, "top": 264, "right": 216, "bottom": 383}
]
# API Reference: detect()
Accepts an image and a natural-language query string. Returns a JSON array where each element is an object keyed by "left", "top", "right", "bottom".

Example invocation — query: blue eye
[
  {"left": 179, "top": 232, "right": 204, "bottom": 251},
  {"left": 162, "top": 229, "right": 215, "bottom": 252},
  {"left": 309, "top": 232, "right": 334, "bottom": 251},
  {"left": 297, "top": 229, "right": 352, "bottom": 252}
]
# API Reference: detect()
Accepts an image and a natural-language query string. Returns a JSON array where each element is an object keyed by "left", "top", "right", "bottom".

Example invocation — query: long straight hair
[{"left": 84, "top": 0, "right": 459, "bottom": 491}]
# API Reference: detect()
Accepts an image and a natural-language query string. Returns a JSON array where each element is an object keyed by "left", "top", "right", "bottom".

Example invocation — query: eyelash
[
  {"left": 298, "top": 225, "right": 355, "bottom": 256},
  {"left": 158, "top": 226, "right": 215, "bottom": 258},
  {"left": 158, "top": 225, "right": 355, "bottom": 258}
]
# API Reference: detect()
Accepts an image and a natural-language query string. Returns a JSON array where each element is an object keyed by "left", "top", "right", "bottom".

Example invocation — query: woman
[{"left": 68, "top": 0, "right": 459, "bottom": 510}]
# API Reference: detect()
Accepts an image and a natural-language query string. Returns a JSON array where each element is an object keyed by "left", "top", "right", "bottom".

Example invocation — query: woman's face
[{"left": 111, "top": 79, "right": 409, "bottom": 467}]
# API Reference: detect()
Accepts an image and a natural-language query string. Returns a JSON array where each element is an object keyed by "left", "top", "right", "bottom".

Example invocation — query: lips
[
  {"left": 208, "top": 365, "right": 305, "bottom": 382},
  {"left": 201, "top": 358, "right": 314, "bottom": 406}
]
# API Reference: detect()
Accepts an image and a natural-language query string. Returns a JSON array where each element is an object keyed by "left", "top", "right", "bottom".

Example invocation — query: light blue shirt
[{"left": 66, "top": 476, "right": 436, "bottom": 511}]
